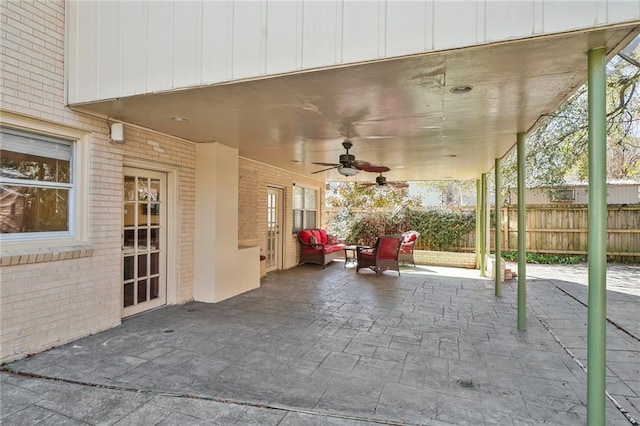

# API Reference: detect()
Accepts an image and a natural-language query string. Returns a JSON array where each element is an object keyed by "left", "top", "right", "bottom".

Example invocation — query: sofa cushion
[
  {"left": 324, "top": 244, "right": 345, "bottom": 254},
  {"left": 310, "top": 229, "right": 321, "bottom": 245},
  {"left": 318, "top": 229, "right": 328, "bottom": 244},
  {"left": 300, "top": 229, "right": 314, "bottom": 244}
]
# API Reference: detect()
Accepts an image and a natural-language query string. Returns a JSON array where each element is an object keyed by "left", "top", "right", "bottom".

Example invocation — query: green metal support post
[
  {"left": 587, "top": 46, "right": 607, "bottom": 426},
  {"left": 475, "top": 179, "right": 481, "bottom": 269},
  {"left": 479, "top": 174, "right": 487, "bottom": 277},
  {"left": 495, "top": 158, "right": 502, "bottom": 297},
  {"left": 517, "top": 132, "right": 526, "bottom": 331}
]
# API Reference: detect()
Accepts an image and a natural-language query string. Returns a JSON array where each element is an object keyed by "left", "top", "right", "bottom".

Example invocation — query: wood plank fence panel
[{"left": 457, "top": 205, "right": 639, "bottom": 260}]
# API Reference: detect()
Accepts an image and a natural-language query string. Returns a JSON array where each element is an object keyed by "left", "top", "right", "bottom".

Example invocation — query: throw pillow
[
  {"left": 309, "top": 235, "right": 318, "bottom": 244},
  {"left": 328, "top": 235, "right": 339, "bottom": 245}
]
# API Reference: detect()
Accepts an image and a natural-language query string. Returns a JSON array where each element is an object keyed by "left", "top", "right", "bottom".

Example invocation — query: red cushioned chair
[
  {"left": 356, "top": 235, "right": 402, "bottom": 277},
  {"left": 399, "top": 230, "right": 420, "bottom": 266}
]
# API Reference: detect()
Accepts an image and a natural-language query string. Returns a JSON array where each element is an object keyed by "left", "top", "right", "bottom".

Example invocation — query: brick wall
[
  {"left": 413, "top": 250, "right": 477, "bottom": 269},
  {"left": 239, "top": 158, "right": 325, "bottom": 274},
  {"left": 0, "top": 1, "right": 196, "bottom": 362}
]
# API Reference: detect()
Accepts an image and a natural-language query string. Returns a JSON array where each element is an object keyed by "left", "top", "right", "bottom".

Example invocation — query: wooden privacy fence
[{"left": 457, "top": 204, "right": 640, "bottom": 261}]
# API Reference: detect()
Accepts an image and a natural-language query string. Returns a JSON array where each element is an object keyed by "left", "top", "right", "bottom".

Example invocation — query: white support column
[{"left": 194, "top": 143, "right": 260, "bottom": 302}]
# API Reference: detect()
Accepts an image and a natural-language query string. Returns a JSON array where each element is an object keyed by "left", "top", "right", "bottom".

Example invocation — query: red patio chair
[
  {"left": 356, "top": 235, "right": 402, "bottom": 277},
  {"left": 399, "top": 230, "right": 420, "bottom": 266}
]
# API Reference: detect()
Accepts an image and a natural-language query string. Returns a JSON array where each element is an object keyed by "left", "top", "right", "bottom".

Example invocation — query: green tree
[
  {"left": 325, "top": 182, "right": 421, "bottom": 210},
  {"left": 502, "top": 48, "right": 640, "bottom": 188}
]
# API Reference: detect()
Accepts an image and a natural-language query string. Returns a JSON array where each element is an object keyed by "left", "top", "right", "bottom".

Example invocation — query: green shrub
[
  {"left": 327, "top": 206, "right": 475, "bottom": 251},
  {"left": 500, "top": 251, "right": 585, "bottom": 264}
]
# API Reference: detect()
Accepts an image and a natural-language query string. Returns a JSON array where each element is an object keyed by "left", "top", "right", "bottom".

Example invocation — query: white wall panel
[
  {"left": 608, "top": 0, "right": 640, "bottom": 23},
  {"left": 543, "top": 1, "right": 599, "bottom": 33},
  {"left": 146, "top": 2, "right": 173, "bottom": 93},
  {"left": 173, "top": 2, "right": 203, "bottom": 88},
  {"left": 485, "top": 2, "right": 535, "bottom": 41},
  {"left": 433, "top": 1, "right": 477, "bottom": 50},
  {"left": 98, "top": 2, "right": 122, "bottom": 99},
  {"left": 74, "top": 1, "right": 99, "bottom": 103},
  {"left": 266, "top": 2, "right": 301, "bottom": 74},
  {"left": 122, "top": 2, "right": 147, "bottom": 96},
  {"left": 233, "top": 1, "right": 267, "bottom": 79},
  {"left": 202, "top": 2, "right": 233, "bottom": 84},
  {"left": 386, "top": 2, "right": 428, "bottom": 56},
  {"left": 342, "top": 1, "right": 382, "bottom": 63},
  {"left": 302, "top": 1, "right": 340, "bottom": 68}
]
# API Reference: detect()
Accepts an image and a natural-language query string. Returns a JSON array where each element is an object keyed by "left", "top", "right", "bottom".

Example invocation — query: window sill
[{"left": 0, "top": 245, "right": 94, "bottom": 267}]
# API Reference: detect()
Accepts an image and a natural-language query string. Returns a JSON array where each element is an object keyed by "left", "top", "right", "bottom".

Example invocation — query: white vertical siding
[
  {"left": 73, "top": 1, "right": 100, "bottom": 103},
  {"left": 173, "top": 2, "right": 203, "bottom": 88},
  {"left": 266, "top": 2, "right": 301, "bottom": 74},
  {"left": 97, "top": 1, "right": 122, "bottom": 99},
  {"left": 233, "top": 1, "right": 267, "bottom": 80},
  {"left": 66, "top": 0, "right": 640, "bottom": 104},
  {"left": 146, "top": 3, "right": 173, "bottom": 93},
  {"left": 301, "top": 1, "right": 340, "bottom": 68},
  {"left": 202, "top": 2, "right": 233, "bottom": 84},
  {"left": 433, "top": 1, "right": 478, "bottom": 49},
  {"left": 122, "top": 2, "right": 147, "bottom": 95},
  {"left": 485, "top": 2, "right": 536, "bottom": 41},
  {"left": 543, "top": 1, "right": 601, "bottom": 34},
  {"left": 386, "top": 1, "right": 430, "bottom": 56},
  {"left": 342, "top": 2, "right": 382, "bottom": 63}
]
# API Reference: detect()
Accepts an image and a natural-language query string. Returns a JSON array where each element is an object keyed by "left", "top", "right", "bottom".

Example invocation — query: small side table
[{"left": 343, "top": 245, "right": 358, "bottom": 267}]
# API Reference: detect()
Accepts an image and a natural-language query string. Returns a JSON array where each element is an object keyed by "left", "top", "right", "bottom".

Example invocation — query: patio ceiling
[{"left": 73, "top": 24, "right": 640, "bottom": 183}]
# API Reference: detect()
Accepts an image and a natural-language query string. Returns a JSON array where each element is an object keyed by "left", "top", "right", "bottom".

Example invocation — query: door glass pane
[
  {"left": 150, "top": 277, "right": 159, "bottom": 299},
  {"left": 138, "top": 254, "right": 147, "bottom": 278},
  {"left": 123, "top": 203, "right": 135, "bottom": 227},
  {"left": 124, "top": 176, "right": 135, "bottom": 201},
  {"left": 137, "top": 279, "right": 148, "bottom": 303},
  {"left": 123, "top": 230, "right": 135, "bottom": 253},
  {"left": 150, "top": 252, "right": 159, "bottom": 274},
  {"left": 124, "top": 256, "right": 134, "bottom": 280},
  {"left": 137, "top": 229, "right": 148, "bottom": 250},
  {"left": 124, "top": 283, "right": 134, "bottom": 307},
  {"left": 150, "top": 228, "right": 159, "bottom": 250},
  {"left": 150, "top": 179, "right": 160, "bottom": 201}
]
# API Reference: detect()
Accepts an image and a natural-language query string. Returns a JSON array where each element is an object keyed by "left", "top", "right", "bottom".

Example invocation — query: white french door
[
  {"left": 122, "top": 167, "right": 167, "bottom": 317},
  {"left": 266, "top": 187, "right": 284, "bottom": 272}
]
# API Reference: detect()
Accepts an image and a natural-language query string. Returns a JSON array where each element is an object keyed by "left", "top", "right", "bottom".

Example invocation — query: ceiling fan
[
  {"left": 361, "top": 173, "right": 409, "bottom": 189},
  {"left": 311, "top": 140, "right": 390, "bottom": 176}
]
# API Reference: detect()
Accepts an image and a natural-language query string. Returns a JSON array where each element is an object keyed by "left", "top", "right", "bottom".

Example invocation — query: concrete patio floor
[{"left": 2, "top": 262, "right": 639, "bottom": 425}]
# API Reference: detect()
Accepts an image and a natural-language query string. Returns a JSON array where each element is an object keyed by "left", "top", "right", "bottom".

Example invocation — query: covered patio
[{"left": 3, "top": 263, "right": 638, "bottom": 425}]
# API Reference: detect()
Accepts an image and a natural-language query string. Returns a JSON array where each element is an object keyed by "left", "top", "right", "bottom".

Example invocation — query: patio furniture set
[{"left": 298, "top": 229, "right": 420, "bottom": 277}]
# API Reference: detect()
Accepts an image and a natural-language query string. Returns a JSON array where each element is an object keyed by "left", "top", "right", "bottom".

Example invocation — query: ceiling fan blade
[
  {"left": 312, "top": 162, "right": 341, "bottom": 167},
  {"left": 358, "top": 162, "right": 391, "bottom": 173},
  {"left": 389, "top": 182, "right": 409, "bottom": 188},
  {"left": 311, "top": 165, "right": 339, "bottom": 174}
]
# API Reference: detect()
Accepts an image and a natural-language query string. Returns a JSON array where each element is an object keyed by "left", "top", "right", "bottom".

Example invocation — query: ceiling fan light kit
[{"left": 338, "top": 167, "right": 359, "bottom": 176}]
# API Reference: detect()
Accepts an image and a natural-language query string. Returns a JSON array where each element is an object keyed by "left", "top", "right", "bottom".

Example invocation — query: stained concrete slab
[{"left": 2, "top": 263, "right": 638, "bottom": 425}]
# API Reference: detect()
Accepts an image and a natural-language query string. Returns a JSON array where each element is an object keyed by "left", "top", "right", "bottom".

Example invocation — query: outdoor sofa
[{"left": 297, "top": 228, "right": 346, "bottom": 268}]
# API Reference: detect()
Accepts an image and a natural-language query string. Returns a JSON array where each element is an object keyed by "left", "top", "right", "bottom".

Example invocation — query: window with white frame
[
  {"left": 0, "top": 113, "right": 88, "bottom": 251},
  {"left": 292, "top": 185, "right": 317, "bottom": 232}
]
